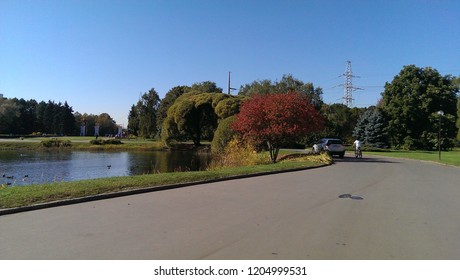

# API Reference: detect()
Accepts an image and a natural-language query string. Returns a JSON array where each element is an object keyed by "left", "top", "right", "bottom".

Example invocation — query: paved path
[{"left": 1, "top": 155, "right": 459, "bottom": 259}]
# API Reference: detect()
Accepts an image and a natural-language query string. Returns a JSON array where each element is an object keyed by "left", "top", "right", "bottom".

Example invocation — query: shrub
[
  {"left": 41, "top": 138, "right": 72, "bottom": 148},
  {"left": 89, "top": 139, "right": 123, "bottom": 145},
  {"left": 210, "top": 137, "right": 266, "bottom": 168},
  {"left": 90, "top": 139, "right": 103, "bottom": 145},
  {"left": 211, "top": 116, "right": 236, "bottom": 155}
]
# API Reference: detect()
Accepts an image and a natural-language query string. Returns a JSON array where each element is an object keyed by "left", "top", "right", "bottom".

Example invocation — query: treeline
[
  {"left": 128, "top": 74, "right": 364, "bottom": 146},
  {"left": 129, "top": 69, "right": 459, "bottom": 151},
  {"left": 0, "top": 98, "right": 118, "bottom": 136}
]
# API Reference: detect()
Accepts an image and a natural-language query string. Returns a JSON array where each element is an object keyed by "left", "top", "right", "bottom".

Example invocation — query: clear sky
[{"left": 1, "top": 0, "right": 459, "bottom": 126}]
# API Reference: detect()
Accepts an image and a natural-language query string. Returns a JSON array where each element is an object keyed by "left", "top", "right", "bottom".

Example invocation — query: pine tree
[
  {"left": 364, "top": 109, "right": 389, "bottom": 148},
  {"left": 352, "top": 108, "right": 373, "bottom": 141}
]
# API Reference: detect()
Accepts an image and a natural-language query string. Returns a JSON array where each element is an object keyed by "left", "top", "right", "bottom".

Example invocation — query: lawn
[
  {"left": 365, "top": 149, "right": 460, "bottom": 167},
  {"left": 0, "top": 137, "right": 164, "bottom": 151}
]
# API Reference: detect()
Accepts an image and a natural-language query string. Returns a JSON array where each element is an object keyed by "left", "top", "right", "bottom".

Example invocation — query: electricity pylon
[{"left": 341, "top": 61, "right": 362, "bottom": 107}]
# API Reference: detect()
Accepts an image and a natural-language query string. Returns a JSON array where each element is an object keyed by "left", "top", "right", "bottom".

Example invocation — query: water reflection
[{"left": 0, "top": 150, "right": 211, "bottom": 186}]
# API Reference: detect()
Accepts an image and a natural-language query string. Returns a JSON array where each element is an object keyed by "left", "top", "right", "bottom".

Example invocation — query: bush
[
  {"left": 210, "top": 137, "right": 265, "bottom": 168},
  {"left": 41, "top": 138, "right": 72, "bottom": 148},
  {"left": 89, "top": 139, "right": 123, "bottom": 145},
  {"left": 211, "top": 116, "right": 236, "bottom": 155}
]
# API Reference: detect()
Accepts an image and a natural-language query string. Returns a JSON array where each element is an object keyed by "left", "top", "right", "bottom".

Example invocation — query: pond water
[{"left": 0, "top": 150, "right": 212, "bottom": 186}]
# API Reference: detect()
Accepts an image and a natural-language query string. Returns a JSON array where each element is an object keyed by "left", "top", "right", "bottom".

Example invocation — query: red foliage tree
[{"left": 232, "top": 92, "right": 324, "bottom": 163}]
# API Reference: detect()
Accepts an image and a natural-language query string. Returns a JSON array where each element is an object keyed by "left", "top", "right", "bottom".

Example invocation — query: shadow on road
[
  {"left": 332, "top": 155, "right": 398, "bottom": 164},
  {"left": 338, "top": 193, "right": 364, "bottom": 200}
]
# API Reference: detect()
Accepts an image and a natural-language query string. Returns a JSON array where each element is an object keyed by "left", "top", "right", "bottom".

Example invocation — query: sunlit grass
[
  {"left": 0, "top": 137, "right": 164, "bottom": 151},
  {"left": 365, "top": 149, "right": 460, "bottom": 167}
]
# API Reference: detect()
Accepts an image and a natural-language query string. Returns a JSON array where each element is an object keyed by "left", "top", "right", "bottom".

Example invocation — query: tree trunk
[{"left": 267, "top": 141, "right": 280, "bottom": 163}]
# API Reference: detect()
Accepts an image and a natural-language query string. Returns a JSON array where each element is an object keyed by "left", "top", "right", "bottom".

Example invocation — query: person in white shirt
[
  {"left": 352, "top": 139, "right": 362, "bottom": 150},
  {"left": 312, "top": 143, "right": 320, "bottom": 154}
]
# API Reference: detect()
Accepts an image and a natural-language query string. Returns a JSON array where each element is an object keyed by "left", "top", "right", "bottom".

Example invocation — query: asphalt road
[{"left": 1, "top": 154, "right": 459, "bottom": 259}]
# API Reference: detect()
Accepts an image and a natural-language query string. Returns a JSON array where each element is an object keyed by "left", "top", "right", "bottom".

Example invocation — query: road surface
[{"left": 1, "top": 155, "right": 459, "bottom": 259}]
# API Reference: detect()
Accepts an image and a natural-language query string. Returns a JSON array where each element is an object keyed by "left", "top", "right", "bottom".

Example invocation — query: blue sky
[{"left": 1, "top": 0, "right": 459, "bottom": 126}]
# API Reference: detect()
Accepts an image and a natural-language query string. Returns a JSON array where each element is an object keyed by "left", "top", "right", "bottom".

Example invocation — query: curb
[{"left": 0, "top": 163, "right": 330, "bottom": 216}]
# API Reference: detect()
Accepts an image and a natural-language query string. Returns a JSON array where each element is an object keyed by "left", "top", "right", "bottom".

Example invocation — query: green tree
[
  {"left": 189, "top": 81, "right": 222, "bottom": 93},
  {"left": 162, "top": 92, "right": 241, "bottom": 146},
  {"left": 321, "top": 104, "right": 363, "bottom": 143},
  {"left": 352, "top": 108, "right": 371, "bottom": 141},
  {"left": 156, "top": 86, "right": 190, "bottom": 132},
  {"left": 96, "top": 113, "right": 117, "bottom": 136},
  {"left": 457, "top": 95, "right": 460, "bottom": 142},
  {"left": 239, "top": 79, "right": 275, "bottom": 96},
  {"left": 10, "top": 98, "right": 37, "bottom": 134},
  {"left": 127, "top": 104, "right": 140, "bottom": 136},
  {"left": 77, "top": 113, "right": 97, "bottom": 135},
  {"left": 361, "top": 107, "right": 388, "bottom": 148},
  {"left": 238, "top": 74, "right": 323, "bottom": 107},
  {"left": 0, "top": 98, "right": 20, "bottom": 133},
  {"left": 454, "top": 76, "right": 460, "bottom": 142},
  {"left": 129, "top": 88, "right": 161, "bottom": 138},
  {"left": 211, "top": 116, "right": 236, "bottom": 155},
  {"left": 61, "top": 101, "right": 76, "bottom": 135},
  {"left": 35, "top": 101, "right": 47, "bottom": 133},
  {"left": 379, "top": 65, "right": 458, "bottom": 150}
]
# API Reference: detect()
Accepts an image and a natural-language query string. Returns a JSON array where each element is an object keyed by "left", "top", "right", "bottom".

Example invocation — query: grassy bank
[
  {"left": 0, "top": 137, "right": 165, "bottom": 151},
  {"left": 365, "top": 149, "right": 460, "bottom": 167},
  {"left": 0, "top": 153, "right": 331, "bottom": 209}
]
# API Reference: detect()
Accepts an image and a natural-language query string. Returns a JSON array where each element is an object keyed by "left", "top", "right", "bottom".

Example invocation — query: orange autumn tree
[{"left": 232, "top": 92, "right": 324, "bottom": 163}]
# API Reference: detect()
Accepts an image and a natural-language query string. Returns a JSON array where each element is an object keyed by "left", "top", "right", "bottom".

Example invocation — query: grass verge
[
  {"left": 365, "top": 149, "right": 460, "bottom": 167},
  {"left": 0, "top": 153, "right": 331, "bottom": 209}
]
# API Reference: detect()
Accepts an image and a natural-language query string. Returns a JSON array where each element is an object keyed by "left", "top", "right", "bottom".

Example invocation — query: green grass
[
  {"left": 365, "top": 149, "right": 460, "bottom": 167},
  {"left": 0, "top": 154, "right": 331, "bottom": 209},
  {"left": 0, "top": 137, "right": 164, "bottom": 151}
]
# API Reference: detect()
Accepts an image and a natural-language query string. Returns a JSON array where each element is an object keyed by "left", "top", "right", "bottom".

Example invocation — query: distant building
[{"left": 0, "top": 93, "right": 3, "bottom": 99}]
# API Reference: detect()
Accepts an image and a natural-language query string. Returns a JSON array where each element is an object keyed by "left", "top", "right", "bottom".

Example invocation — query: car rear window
[{"left": 327, "top": 139, "right": 343, "bottom": 144}]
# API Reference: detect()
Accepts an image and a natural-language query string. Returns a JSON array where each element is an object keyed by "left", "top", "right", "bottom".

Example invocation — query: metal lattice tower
[{"left": 342, "top": 61, "right": 362, "bottom": 107}]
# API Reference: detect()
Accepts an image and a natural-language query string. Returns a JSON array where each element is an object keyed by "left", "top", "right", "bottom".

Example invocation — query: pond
[{"left": 0, "top": 150, "right": 212, "bottom": 186}]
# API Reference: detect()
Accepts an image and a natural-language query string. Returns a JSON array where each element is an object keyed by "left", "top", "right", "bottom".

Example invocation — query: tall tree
[
  {"left": 35, "top": 101, "right": 47, "bottom": 133},
  {"left": 321, "top": 104, "right": 363, "bottom": 143},
  {"left": 352, "top": 108, "right": 372, "bottom": 141},
  {"left": 189, "top": 81, "right": 222, "bottom": 93},
  {"left": 232, "top": 92, "right": 324, "bottom": 163},
  {"left": 62, "top": 102, "right": 75, "bottom": 135},
  {"left": 353, "top": 107, "right": 389, "bottom": 148},
  {"left": 0, "top": 98, "right": 20, "bottom": 133},
  {"left": 454, "top": 75, "right": 460, "bottom": 142},
  {"left": 43, "top": 101, "right": 55, "bottom": 134},
  {"left": 379, "top": 65, "right": 458, "bottom": 149},
  {"left": 96, "top": 113, "right": 117, "bottom": 136},
  {"left": 127, "top": 104, "right": 140, "bottom": 136},
  {"left": 128, "top": 88, "right": 161, "bottom": 138},
  {"left": 156, "top": 86, "right": 190, "bottom": 132},
  {"left": 238, "top": 74, "right": 323, "bottom": 108}
]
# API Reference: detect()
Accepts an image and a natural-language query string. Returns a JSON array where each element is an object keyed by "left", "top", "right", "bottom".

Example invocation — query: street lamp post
[{"left": 437, "top": 110, "right": 444, "bottom": 160}]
